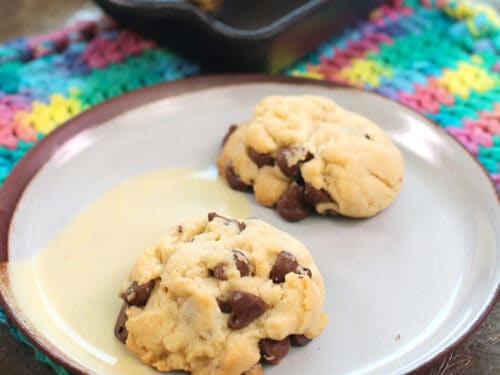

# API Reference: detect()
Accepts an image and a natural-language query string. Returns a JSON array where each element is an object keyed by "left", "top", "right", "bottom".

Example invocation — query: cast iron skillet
[{"left": 94, "top": 0, "right": 385, "bottom": 72}]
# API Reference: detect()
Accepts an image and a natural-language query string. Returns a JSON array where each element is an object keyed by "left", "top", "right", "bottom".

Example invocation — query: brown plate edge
[{"left": 0, "top": 73, "right": 498, "bottom": 375}]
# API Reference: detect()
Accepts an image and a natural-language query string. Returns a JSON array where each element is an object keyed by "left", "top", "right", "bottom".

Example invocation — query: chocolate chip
[
  {"left": 217, "top": 297, "right": 231, "bottom": 313},
  {"left": 225, "top": 164, "right": 251, "bottom": 191},
  {"left": 177, "top": 225, "right": 183, "bottom": 234},
  {"left": 276, "top": 147, "right": 313, "bottom": 178},
  {"left": 259, "top": 337, "right": 290, "bottom": 365},
  {"left": 276, "top": 182, "right": 309, "bottom": 221},
  {"left": 304, "top": 182, "right": 332, "bottom": 206},
  {"left": 222, "top": 124, "right": 238, "bottom": 146},
  {"left": 270, "top": 251, "right": 312, "bottom": 283},
  {"left": 248, "top": 148, "right": 274, "bottom": 168},
  {"left": 232, "top": 250, "right": 251, "bottom": 277},
  {"left": 276, "top": 148, "right": 298, "bottom": 178},
  {"left": 228, "top": 291, "right": 267, "bottom": 329},
  {"left": 120, "top": 279, "right": 156, "bottom": 306},
  {"left": 212, "top": 263, "right": 227, "bottom": 280},
  {"left": 208, "top": 212, "right": 246, "bottom": 231},
  {"left": 365, "top": 134, "right": 371, "bottom": 140},
  {"left": 270, "top": 251, "right": 299, "bottom": 283},
  {"left": 289, "top": 334, "right": 312, "bottom": 346},
  {"left": 114, "top": 303, "right": 129, "bottom": 343}
]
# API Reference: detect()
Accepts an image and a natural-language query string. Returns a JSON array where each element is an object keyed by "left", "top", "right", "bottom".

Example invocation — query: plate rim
[{"left": 0, "top": 73, "right": 498, "bottom": 375}]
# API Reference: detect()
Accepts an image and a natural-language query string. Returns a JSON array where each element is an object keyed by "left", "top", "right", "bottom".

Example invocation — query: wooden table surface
[{"left": 0, "top": 1, "right": 498, "bottom": 374}]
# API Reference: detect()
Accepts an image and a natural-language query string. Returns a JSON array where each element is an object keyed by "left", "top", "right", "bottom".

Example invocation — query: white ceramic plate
[{"left": 0, "top": 75, "right": 498, "bottom": 375}]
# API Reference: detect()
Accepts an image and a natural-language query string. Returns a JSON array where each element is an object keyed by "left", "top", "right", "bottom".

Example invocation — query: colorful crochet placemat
[{"left": 0, "top": 0, "right": 498, "bottom": 373}]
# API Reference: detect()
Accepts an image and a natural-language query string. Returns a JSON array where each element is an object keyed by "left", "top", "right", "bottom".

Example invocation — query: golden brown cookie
[
  {"left": 217, "top": 95, "right": 404, "bottom": 220},
  {"left": 115, "top": 213, "right": 328, "bottom": 374}
]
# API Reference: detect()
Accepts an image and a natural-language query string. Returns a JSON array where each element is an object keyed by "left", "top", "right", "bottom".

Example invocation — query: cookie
[
  {"left": 115, "top": 213, "right": 328, "bottom": 375},
  {"left": 217, "top": 95, "right": 404, "bottom": 220}
]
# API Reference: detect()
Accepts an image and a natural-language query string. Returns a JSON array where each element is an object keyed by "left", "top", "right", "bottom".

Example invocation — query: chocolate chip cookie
[
  {"left": 115, "top": 213, "right": 328, "bottom": 374},
  {"left": 217, "top": 95, "right": 404, "bottom": 221}
]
